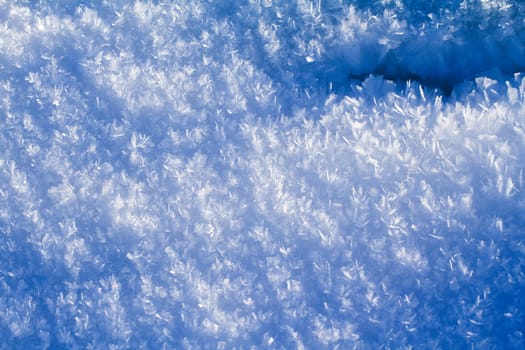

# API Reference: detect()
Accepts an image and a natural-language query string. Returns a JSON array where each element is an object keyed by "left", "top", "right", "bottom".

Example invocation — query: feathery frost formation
[{"left": 1, "top": 0, "right": 525, "bottom": 348}]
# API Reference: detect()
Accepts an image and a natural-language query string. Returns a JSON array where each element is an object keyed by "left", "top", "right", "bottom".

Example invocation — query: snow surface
[{"left": 1, "top": 0, "right": 525, "bottom": 348}]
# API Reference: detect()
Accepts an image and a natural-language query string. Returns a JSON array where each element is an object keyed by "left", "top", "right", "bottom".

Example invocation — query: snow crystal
[{"left": 1, "top": 0, "right": 525, "bottom": 348}]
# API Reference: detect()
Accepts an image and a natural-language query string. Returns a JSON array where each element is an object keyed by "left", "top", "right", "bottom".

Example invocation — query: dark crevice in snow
[
  {"left": 315, "top": 31, "right": 525, "bottom": 96},
  {"left": 346, "top": 45, "right": 525, "bottom": 96}
]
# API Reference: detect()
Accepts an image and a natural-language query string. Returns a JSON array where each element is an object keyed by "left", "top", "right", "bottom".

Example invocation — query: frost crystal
[{"left": 1, "top": 1, "right": 525, "bottom": 348}]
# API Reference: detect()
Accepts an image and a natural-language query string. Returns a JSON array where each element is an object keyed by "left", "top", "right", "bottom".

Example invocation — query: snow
[{"left": 1, "top": 0, "right": 525, "bottom": 348}]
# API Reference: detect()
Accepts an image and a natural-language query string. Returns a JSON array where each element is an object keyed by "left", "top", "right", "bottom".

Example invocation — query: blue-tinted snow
[{"left": 1, "top": 1, "right": 525, "bottom": 348}]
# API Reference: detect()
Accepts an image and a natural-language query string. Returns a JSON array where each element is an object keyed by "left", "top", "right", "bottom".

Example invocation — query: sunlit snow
[{"left": 1, "top": 0, "right": 525, "bottom": 348}]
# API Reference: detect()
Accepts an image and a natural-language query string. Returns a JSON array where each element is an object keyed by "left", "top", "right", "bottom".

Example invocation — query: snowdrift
[{"left": 1, "top": 0, "right": 524, "bottom": 348}]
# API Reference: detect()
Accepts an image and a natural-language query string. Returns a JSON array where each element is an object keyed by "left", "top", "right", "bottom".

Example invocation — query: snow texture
[{"left": 1, "top": 0, "right": 525, "bottom": 348}]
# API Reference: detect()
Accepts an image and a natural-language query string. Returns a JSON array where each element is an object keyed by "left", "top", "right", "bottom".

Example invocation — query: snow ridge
[{"left": 0, "top": 1, "right": 524, "bottom": 348}]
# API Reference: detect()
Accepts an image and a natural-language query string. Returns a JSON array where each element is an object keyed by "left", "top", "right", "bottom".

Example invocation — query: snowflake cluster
[{"left": 0, "top": 0, "right": 524, "bottom": 348}]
